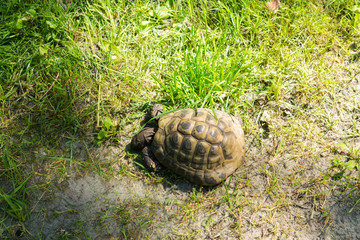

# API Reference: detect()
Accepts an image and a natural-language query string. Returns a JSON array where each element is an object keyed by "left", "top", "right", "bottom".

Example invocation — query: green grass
[{"left": 1, "top": 0, "right": 360, "bottom": 238}]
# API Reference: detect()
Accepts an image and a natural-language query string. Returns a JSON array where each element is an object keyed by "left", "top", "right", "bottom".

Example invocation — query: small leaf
[
  {"left": 27, "top": 9, "right": 37, "bottom": 17},
  {"left": 39, "top": 45, "right": 49, "bottom": 56},
  {"left": 345, "top": 160, "right": 355, "bottom": 169},
  {"left": 15, "top": 19, "right": 23, "bottom": 29},
  {"left": 336, "top": 142, "right": 348, "bottom": 151},
  {"left": 103, "top": 117, "right": 113, "bottom": 131},
  {"left": 97, "top": 130, "right": 107, "bottom": 140},
  {"left": 157, "top": 7, "right": 171, "bottom": 19},
  {"left": 332, "top": 158, "right": 344, "bottom": 167},
  {"left": 46, "top": 20, "right": 56, "bottom": 29},
  {"left": 149, "top": 7, "right": 171, "bottom": 20}
]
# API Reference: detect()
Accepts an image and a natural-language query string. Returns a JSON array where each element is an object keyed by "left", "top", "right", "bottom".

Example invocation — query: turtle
[{"left": 131, "top": 104, "right": 245, "bottom": 186}]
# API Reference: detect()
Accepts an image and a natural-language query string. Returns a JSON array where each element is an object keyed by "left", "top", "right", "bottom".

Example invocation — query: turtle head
[{"left": 151, "top": 104, "right": 163, "bottom": 120}]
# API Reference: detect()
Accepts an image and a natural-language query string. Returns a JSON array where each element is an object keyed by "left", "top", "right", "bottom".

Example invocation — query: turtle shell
[{"left": 151, "top": 108, "right": 245, "bottom": 186}]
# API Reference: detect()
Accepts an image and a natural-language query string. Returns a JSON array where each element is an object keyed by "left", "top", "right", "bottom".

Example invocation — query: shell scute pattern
[
  {"left": 178, "top": 119, "right": 195, "bottom": 135},
  {"left": 206, "top": 126, "right": 223, "bottom": 144},
  {"left": 192, "top": 122, "right": 208, "bottom": 139},
  {"left": 205, "top": 113, "right": 217, "bottom": 125},
  {"left": 175, "top": 108, "right": 194, "bottom": 119},
  {"left": 222, "top": 132, "right": 237, "bottom": 159},
  {"left": 208, "top": 145, "right": 223, "bottom": 165},
  {"left": 152, "top": 108, "right": 245, "bottom": 186}
]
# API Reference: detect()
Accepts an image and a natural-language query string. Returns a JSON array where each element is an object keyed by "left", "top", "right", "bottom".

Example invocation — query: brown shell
[{"left": 151, "top": 108, "right": 245, "bottom": 186}]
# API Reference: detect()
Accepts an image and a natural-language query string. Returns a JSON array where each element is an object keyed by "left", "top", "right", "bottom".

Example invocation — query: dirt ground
[{"left": 24, "top": 169, "right": 360, "bottom": 239}]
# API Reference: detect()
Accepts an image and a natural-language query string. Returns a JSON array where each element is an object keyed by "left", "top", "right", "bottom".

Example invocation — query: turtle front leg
[
  {"left": 131, "top": 127, "right": 156, "bottom": 150},
  {"left": 141, "top": 145, "right": 161, "bottom": 171}
]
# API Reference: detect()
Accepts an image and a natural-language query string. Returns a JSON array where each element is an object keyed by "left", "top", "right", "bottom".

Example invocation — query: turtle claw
[
  {"left": 141, "top": 146, "right": 161, "bottom": 172},
  {"left": 144, "top": 156, "right": 157, "bottom": 171}
]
